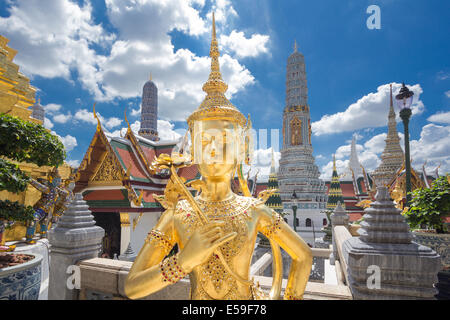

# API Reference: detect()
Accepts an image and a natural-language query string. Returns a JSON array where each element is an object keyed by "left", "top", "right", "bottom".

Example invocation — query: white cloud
[
  {"left": 209, "top": 0, "right": 238, "bottom": 24},
  {"left": 427, "top": 110, "right": 450, "bottom": 124},
  {"left": 320, "top": 158, "right": 349, "bottom": 181},
  {"left": 66, "top": 159, "right": 80, "bottom": 168},
  {"left": 131, "top": 104, "right": 142, "bottom": 117},
  {"left": 44, "top": 103, "right": 62, "bottom": 115},
  {"left": 244, "top": 147, "right": 280, "bottom": 182},
  {"left": 0, "top": 0, "right": 113, "bottom": 99},
  {"left": 51, "top": 131, "right": 78, "bottom": 152},
  {"left": 59, "top": 134, "right": 78, "bottom": 152},
  {"left": 53, "top": 112, "right": 72, "bottom": 124},
  {"left": 108, "top": 119, "right": 183, "bottom": 143},
  {"left": 2, "top": 0, "right": 258, "bottom": 123},
  {"left": 445, "top": 90, "right": 450, "bottom": 98},
  {"left": 74, "top": 109, "right": 122, "bottom": 130},
  {"left": 220, "top": 30, "right": 269, "bottom": 58},
  {"left": 320, "top": 123, "right": 450, "bottom": 180},
  {"left": 157, "top": 120, "right": 184, "bottom": 141},
  {"left": 410, "top": 124, "right": 450, "bottom": 174},
  {"left": 312, "top": 83, "right": 425, "bottom": 136},
  {"left": 44, "top": 117, "right": 53, "bottom": 129}
]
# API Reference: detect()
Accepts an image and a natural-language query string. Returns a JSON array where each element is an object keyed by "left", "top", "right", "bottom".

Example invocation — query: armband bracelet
[
  {"left": 261, "top": 213, "right": 282, "bottom": 237},
  {"left": 160, "top": 254, "right": 188, "bottom": 284},
  {"left": 145, "top": 229, "right": 173, "bottom": 253}
]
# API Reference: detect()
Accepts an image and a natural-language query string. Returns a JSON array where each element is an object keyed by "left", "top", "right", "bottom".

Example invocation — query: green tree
[
  {"left": 0, "top": 114, "right": 66, "bottom": 223},
  {"left": 405, "top": 176, "right": 450, "bottom": 234}
]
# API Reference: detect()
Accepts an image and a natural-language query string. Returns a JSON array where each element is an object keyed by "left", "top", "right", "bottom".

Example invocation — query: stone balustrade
[{"left": 76, "top": 257, "right": 352, "bottom": 300}]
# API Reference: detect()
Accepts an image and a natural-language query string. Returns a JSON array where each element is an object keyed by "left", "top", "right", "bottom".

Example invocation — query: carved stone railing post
[
  {"left": 343, "top": 186, "right": 441, "bottom": 299},
  {"left": 330, "top": 202, "right": 348, "bottom": 265},
  {"left": 48, "top": 193, "right": 105, "bottom": 300}
]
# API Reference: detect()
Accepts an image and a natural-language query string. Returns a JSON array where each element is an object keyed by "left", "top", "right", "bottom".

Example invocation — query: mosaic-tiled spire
[
  {"left": 266, "top": 149, "right": 283, "bottom": 213},
  {"left": 327, "top": 154, "right": 344, "bottom": 210},
  {"left": 372, "top": 84, "right": 404, "bottom": 185},
  {"left": 139, "top": 73, "right": 159, "bottom": 141},
  {"left": 278, "top": 42, "right": 327, "bottom": 207}
]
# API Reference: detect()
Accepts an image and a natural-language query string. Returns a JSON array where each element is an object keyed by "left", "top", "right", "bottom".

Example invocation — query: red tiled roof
[
  {"left": 348, "top": 212, "right": 363, "bottom": 222},
  {"left": 341, "top": 183, "right": 356, "bottom": 197},
  {"left": 177, "top": 165, "right": 199, "bottom": 181},
  {"left": 140, "top": 189, "right": 163, "bottom": 203},
  {"left": 156, "top": 147, "right": 174, "bottom": 157},
  {"left": 116, "top": 147, "right": 148, "bottom": 179},
  {"left": 141, "top": 145, "right": 157, "bottom": 163}
]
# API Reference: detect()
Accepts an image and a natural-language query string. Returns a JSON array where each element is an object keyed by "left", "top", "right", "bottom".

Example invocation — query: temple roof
[{"left": 75, "top": 116, "right": 199, "bottom": 211}]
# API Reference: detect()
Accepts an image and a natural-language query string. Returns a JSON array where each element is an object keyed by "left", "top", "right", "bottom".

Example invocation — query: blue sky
[{"left": 1, "top": 0, "right": 449, "bottom": 180}]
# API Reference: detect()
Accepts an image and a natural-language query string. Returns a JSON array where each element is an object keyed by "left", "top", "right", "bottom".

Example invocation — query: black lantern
[{"left": 395, "top": 83, "right": 414, "bottom": 208}]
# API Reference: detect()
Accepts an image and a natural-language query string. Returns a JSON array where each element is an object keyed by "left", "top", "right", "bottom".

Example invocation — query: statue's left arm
[
  {"left": 29, "top": 179, "right": 50, "bottom": 193},
  {"left": 256, "top": 205, "right": 312, "bottom": 300}
]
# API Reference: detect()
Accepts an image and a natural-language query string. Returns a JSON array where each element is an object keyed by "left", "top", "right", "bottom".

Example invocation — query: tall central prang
[{"left": 277, "top": 42, "right": 328, "bottom": 246}]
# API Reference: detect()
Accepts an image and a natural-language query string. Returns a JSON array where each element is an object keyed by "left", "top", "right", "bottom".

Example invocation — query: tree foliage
[
  {"left": 0, "top": 114, "right": 65, "bottom": 166},
  {"left": 0, "top": 158, "right": 31, "bottom": 194},
  {"left": 405, "top": 176, "right": 450, "bottom": 233},
  {"left": 0, "top": 200, "right": 34, "bottom": 222},
  {"left": 0, "top": 114, "right": 66, "bottom": 222}
]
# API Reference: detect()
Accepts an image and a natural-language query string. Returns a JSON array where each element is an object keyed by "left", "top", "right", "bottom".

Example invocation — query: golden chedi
[
  {"left": 125, "top": 14, "right": 312, "bottom": 300},
  {"left": 0, "top": 35, "right": 72, "bottom": 243}
]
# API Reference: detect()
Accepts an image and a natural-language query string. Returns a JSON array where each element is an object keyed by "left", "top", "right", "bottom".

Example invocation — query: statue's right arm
[
  {"left": 124, "top": 208, "right": 177, "bottom": 299},
  {"left": 29, "top": 179, "right": 49, "bottom": 193}
]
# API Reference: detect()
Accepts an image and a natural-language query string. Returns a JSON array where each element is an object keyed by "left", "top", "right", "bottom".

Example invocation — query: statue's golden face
[{"left": 192, "top": 120, "right": 241, "bottom": 178}]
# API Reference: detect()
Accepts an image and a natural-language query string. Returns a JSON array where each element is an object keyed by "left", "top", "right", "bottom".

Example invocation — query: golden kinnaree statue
[{"left": 124, "top": 14, "right": 312, "bottom": 300}]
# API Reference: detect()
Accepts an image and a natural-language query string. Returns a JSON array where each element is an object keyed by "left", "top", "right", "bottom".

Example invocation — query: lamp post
[
  {"left": 395, "top": 83, "right": 414, "bottom": 208},
  {"left": 292, "top": 191, "right": 297, "bottom": 232}
]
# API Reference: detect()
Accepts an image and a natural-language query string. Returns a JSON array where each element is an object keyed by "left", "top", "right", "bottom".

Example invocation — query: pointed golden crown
[{"left": 187, "top": 13, "right": 247, "bottom": 128}]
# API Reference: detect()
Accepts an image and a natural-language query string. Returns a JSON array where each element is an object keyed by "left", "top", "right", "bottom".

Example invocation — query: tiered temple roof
[
  {"left": 265, "top": 149, "right": 283, "bottom": 213},
  {"left": 325, "top": 138, "right": 372, "bottom": 222},
  {"left": 75, "top": 114, "right": 199, "bottom": 213},
  {"left": 326, "top": 155, "right": 344, "bottom": 210}
]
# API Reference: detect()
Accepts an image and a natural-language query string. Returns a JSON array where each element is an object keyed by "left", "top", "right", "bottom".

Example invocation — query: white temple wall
[
  {"left": 282, "top": 207, "right": 327, "bottom": 247},
  {"left": 128, "top": 211, "right": 161, "bottom": 254}
]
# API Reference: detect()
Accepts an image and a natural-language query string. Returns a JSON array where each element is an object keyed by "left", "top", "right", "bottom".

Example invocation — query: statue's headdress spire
[{"left": 187, "top": 12, "right": 246, "bottom": 128}]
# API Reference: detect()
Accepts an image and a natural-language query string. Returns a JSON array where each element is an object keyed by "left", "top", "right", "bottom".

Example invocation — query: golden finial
[
  {"left": 333, "top": 154, "right": 336, "bottom": 171},
  {"left": 212, "top": 12, "right": 216, "bottom": 40},
  {"left": 186, "top": 12, "right": 246, "bottom": 128},
  {"left": 38, "top": 98, "right": 41, "bottom": 104},
  {"left": 124, "top": 108, "right": 131, "bottom": 130},
  {"left": 150, "top": 72, "right": 152, "bottom": 81},
  {"left": 93, "top": 103, "right": 101, "bottom": 131},
  {"left": 294, "top": 39, "right": 298, "bottom": 53}
]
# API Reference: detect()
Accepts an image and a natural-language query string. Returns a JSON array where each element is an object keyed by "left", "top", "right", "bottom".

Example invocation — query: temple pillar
[
  {"left": 329, "top": 202, "right": 348, "bottom": 265},
  {"left": 48, "top": 193, "right": 104, "bottom": 300},
  {"left": 119, "top": 213, "right": 131, "bottom": 255},
  {"left": 343, "top": 186, "right": 441, "bottom": 299}
]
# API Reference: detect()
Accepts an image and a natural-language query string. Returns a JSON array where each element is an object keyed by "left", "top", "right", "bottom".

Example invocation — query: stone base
[
  {"left": 343, "top": 237, "right": 441, "bottom": 299},
  {"left": 436, "top": 271, "right": 450, "bottom": 300}
]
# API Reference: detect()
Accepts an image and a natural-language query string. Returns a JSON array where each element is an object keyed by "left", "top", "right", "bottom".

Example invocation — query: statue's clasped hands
[{"left": 178, "top": 221, "right": 237, "bottom": 273}]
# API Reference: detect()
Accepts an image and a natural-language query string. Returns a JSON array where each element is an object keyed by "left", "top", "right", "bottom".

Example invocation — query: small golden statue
[{"left": 125, "top": 14, "right": 312, "bottom": 300}]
